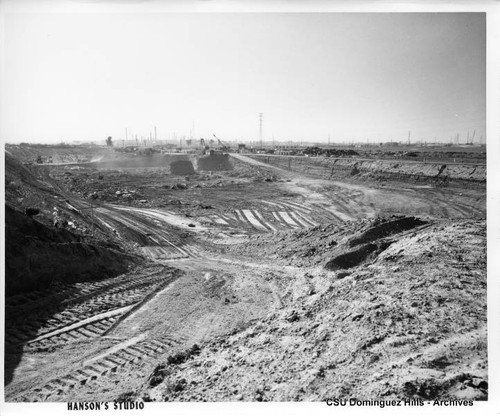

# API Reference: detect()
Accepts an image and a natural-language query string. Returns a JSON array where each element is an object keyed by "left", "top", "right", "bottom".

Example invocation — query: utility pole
[
  {"left": 154, "top": 126, "right": 157, "bottom": 142},
  {"left": 259, "top": 113, "right": 263, "bottom": 148},
  {"left": 408, "top": 131, "right": 411, "bottom": 145}
]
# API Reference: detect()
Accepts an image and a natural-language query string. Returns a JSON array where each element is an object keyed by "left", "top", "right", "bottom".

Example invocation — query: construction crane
[{"left": 213, "top": 134, "right": 231, "bottom": 152}]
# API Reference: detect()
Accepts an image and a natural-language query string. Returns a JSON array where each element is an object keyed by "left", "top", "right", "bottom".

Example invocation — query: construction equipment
[
  {"left": 213, "top": 134, "right": 231, "bottom": 152},
  {"left": 200, "top": 138, "right": 210, "bottom": 155}
]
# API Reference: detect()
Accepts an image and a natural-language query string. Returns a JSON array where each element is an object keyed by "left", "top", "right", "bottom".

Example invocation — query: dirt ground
[{"left": 3, "top": 145, "right": 486, "bottom": 402}]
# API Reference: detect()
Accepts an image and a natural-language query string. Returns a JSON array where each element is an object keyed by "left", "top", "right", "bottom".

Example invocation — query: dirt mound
[
  {"left": 170, "top": 160, "right": 196, "bottom": 175},
  {"left": 325, "top": 241, "right": 391, "bottom": 270},
  {"left": 324, "top": 217, "right": 425, "bottom": 270},
  {"left": 227, "top": 215, "right": 428, "bottom": 270},
  {"left": 348, "top": 217, "right": 427, "bottom": 247},
  {"left": 197, "top": 154, "right": 233, "bottom": 171}
]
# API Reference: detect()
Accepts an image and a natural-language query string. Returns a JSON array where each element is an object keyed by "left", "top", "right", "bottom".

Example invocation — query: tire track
[
  {"left": 433, "top": 197, "right": 479, "bottom": 218},
  {"left": 210, "top": 215, "right": 229, "bottom": 225},
  {"left": 288, "top": 211, "right": 313, "bottom": 228},
  {"left": 330, "top": 194, "right": 358, "bottom": 216},
  {"left": 277, "top": 211, "right": 301, "bottom": 228},
  {"left": 252, "top": 210, "right": 278, "bottom": 232},
  {"left": 5, "top": 268, "right": 175, "bottom": 350},
  {"left": 98, "top": 209, "right": 194, "bottom": 259},
  {"left": 271, "top": 212, "right": 295, "bottom": 230},
  {"left": 24, "top": 314, "right": 124, "bottom": 351},
  {"left": 277, "top": 200, "right": 312, "bottom": 214},
  {"left": 22, "top": 337, "right": 180, "bottom": 402},
  {"left": 7, "top": 274, "right": 166, "bottom": 330},
  {"left": 105, "top": 214, "right": 193, "bottom": 260},
  {"left": 241, "top": 209, "right": 269, "bottom": 231},
  {"left": 293, "top": 211, "right": 319, "bottom": 227},
  {"left": 309, "top": 205, "right": 345, "bottom": 223}
]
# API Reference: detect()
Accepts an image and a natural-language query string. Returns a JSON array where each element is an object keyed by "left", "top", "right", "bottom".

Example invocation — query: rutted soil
[
  {"left": 3, "top": 145, "right": 487, "bottom": 403},
  {"left": 131, "top": 220, "right": 487, "bottom": 402}
]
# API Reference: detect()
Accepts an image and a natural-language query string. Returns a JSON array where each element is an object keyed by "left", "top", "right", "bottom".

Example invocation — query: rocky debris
[
  {"left": 197, "top": 203, "right": 213, "bottom": 209},
  {"left": 148, "top": 345, "right": 202, "bottom": 388},
  {"left": 148, "top": 365, "right": 172, "bottom": 387},
  {"left": 284, "top": 310, "right": 299, "bottom": 322},
  {"left": 303, "top": 147, "right": 360, "bottom": 157}
]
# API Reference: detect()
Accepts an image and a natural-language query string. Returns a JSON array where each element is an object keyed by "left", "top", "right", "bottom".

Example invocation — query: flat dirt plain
[{"left": 4, "top": 144, "right": 486, "bottom": 402}]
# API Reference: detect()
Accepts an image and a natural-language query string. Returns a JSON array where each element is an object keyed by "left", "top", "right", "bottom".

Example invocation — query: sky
[{"left": 1, "top": 6, "right": 486, "bottom": 144}]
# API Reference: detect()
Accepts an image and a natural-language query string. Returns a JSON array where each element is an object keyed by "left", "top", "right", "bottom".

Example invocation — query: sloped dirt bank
[
  {"left": 248, "top": 155, "right": 485, "bottom": 186},
  {"left": 197, "top": 154, "right": 233, "bottom": 171},
  {"left": 5, "top": 144, "right": 104, "bottom": 164},
  {"left": 5, "top": 205, "right": 140, "bottom": 296},
  {"left": 170, "top": 160, "right": 196, "bottom": 175}
]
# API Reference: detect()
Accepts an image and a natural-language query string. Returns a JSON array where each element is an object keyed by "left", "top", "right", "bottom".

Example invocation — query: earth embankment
[
  {"left": 247, "top": 155, "right": 485, "bottom": 186},
  {"left": 5, "top": 205, "right": 139, "bottom": 296}
]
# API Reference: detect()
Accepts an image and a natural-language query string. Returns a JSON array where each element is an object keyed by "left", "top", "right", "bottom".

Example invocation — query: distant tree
[{"left": 106, "top": 136, "right": 113, "bottom": 147}]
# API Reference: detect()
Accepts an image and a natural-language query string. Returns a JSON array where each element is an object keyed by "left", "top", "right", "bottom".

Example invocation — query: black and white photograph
[{"left": 1, "top": 0, "right": 498, "bottom": 414}]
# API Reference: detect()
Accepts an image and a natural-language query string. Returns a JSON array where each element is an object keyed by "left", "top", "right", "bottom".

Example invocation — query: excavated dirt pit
[{"left": 4, "top": 146, "right": 486, "bottom": 403}]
